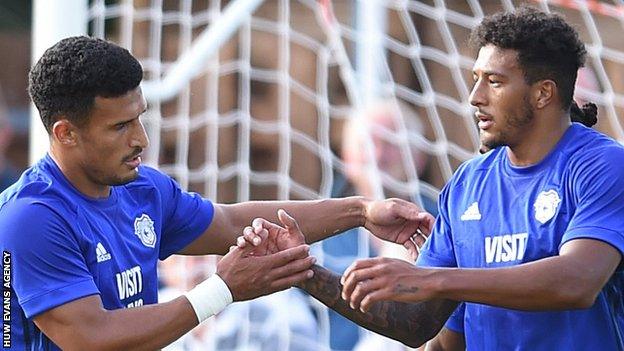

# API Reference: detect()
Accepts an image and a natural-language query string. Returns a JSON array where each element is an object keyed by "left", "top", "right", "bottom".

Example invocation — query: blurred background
[{"left": 1, "top": 0, "right": 623, "bottom": 350}]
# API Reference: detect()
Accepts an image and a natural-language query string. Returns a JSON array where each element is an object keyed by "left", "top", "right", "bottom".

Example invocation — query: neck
[
  {"left": 507, "top": 111, "right": 571, "bottom": 167},
  {"left": 49, "top": 145, "right": 111, "bottom": 198}
]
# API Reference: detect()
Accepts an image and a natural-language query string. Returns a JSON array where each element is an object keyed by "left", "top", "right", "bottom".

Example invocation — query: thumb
[
  {"left": 278, "top": 209, "right": 300, "bottom": 232},
  {"left": 418, "top": 212, "right": 436, "bottom": 235}
]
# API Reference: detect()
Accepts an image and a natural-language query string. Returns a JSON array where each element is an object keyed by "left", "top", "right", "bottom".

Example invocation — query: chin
[{"left": 109, "top": 170, "right": 140, "bottom": 186}]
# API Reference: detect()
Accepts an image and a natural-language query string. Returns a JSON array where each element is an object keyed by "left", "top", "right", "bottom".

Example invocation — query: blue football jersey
[
  {"left": 0, "top": 154, "right": 214, "bottom": 350},
  {"left": 418, "top": 123, "right": 624, "bottom": 350}
]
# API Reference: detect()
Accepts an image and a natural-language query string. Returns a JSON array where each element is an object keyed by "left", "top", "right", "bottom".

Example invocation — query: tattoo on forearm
[
  {"left": 394, "top": 284, "right": 420, "bottom": 294},
  {"left": 298, "top": 265, "right": 458, "bottom": 348}
]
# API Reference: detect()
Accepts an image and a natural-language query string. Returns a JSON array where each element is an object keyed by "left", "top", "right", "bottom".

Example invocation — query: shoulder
[
  {"left": 446, "top": 148, "right": 504, "bottom": 190},
  {"left": 0, "top": 164, "right": 78, "bottom": 216},
  {"left": 0, "top": 197, "right": 73, "bottom": 248},
  {"left": 566, "top": 125, "right": 624, "bottom": 177}
]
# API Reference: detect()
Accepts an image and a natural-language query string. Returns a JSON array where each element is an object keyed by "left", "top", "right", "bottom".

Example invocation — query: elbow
[
  {"left": 555, "top": 284, "right": 599, "bottom": 309},
  {"left": 57, "top": 325, "right": 121, "bottom": 351},
  {"left": 404, "top": 331, "right": 436, "bottom": 348},
  {"left": 402, "top": 323, "right": 442, "bottom": 348},
  {"left": 563, "top": 292, "right": 598, "bottom": 309},
  {"left": 60, "top": 336, "right": 108, "bottom": 351},
  {"left": 405, "top": 339, "right": 427, "bottom": 349}
]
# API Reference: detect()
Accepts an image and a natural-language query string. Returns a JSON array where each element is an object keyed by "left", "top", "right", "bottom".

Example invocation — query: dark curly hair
[
  {"left": 470, "top": 6, "right": 597, "bottom": 126},
  {"left": 29, "top": 36, "right": 143, "bottom": 133}
]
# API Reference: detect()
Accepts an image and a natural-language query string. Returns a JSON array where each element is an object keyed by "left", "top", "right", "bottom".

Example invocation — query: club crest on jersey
[
  {"left": 533, "top": 190, "right": 561, "bottom": 224},
  {"left": 134, "top": 214, "right": 156, "bottom": 248}
]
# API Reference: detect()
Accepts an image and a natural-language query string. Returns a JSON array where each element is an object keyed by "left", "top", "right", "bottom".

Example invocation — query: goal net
[{"left": 80, "top": 0, "right": 624, "bottom": 350}]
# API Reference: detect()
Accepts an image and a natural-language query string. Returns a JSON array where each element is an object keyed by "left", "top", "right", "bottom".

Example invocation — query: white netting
[{"left": 85, "top": 0, "right": 624, "bottom": 350}]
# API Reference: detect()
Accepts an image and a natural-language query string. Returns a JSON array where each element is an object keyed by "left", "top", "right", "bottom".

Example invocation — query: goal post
[{"left": 30, "top": 0, "right": 88, "bottom": 164}]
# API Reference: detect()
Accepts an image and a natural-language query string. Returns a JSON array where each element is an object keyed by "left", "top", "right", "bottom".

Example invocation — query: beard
[
  {"left": 106, "top": 170, "right": 140, "bottom": 186},
  {"left": 480, "top": 95, "right": 534, "bottom": 152},
  {"left": 84, "top": 163, "right": 140, "bottom": 189}
]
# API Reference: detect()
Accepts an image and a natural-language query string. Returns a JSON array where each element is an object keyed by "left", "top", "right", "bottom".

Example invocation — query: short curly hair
[
  {"left": 470, "top": 6, "right": 586, "bottom": 111},
  {"left": 29, "top": 36, "right": 143, "bottom": 133}
]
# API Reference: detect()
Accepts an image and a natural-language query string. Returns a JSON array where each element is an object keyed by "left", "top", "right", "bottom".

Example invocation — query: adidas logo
[
  {"left": 460, "top": 202, "right": 481, "bottom": 221},
  {"left": 96, "top": 242, "right": 112, "bottom": 263}
]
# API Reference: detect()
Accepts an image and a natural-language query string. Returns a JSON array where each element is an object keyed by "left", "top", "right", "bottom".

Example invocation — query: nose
[
  {"left": 130, "top": 118, "right": 149, "bottom": 149},
  {"left": 469, "top": 79, "right": 487, "bottom": 108}
]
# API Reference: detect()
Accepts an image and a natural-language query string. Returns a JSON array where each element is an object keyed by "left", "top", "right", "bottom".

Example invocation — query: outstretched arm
[
  {"left": 181, "top": 197, "right": 434, "bottom": 256},
  {"left": 299, "top": 264, "right": 458, "bottom": 348}
]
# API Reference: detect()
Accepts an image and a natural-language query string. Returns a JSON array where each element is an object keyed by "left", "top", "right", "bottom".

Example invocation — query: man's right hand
[{"left": 216, "top": 242, "right": 314, "bottom": 301}]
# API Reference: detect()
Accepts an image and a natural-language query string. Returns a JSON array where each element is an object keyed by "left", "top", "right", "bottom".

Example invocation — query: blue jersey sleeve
[
  {"left": 562, "top": 147, "right": 624, "bottom": 256},
  {"left": 0, "top": 199, "right": 99, "bottom": 318},
  {"left": 444, "top": 303, "right": 465, "bottom": 333},
  {"left": 149, "top": 170, "right": 215, "bottom": 259},
  {"left": 417, "top": 183, "right": 457, "bottom": 268}
]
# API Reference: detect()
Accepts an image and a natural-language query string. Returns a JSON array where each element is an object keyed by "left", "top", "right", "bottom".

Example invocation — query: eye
[
  {"left": 114, "top": 122, "right": 129, "bottom": 131},
  {"left": 489, "top": 79, "right": 501, "bottom": 86}
]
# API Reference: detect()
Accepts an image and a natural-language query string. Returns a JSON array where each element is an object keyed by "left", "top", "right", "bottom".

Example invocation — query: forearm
[
  {"left": 436, "top": 254, "right": 609, "bottom": 310},
  {"left": 37, "top": 296, "right": 199, "bottom": 351},
  {"left": 221, "top": 197, "right": 368, "bottom": 242},
  {"left": 299, "top": 265, "right": 457, "bottom": 348},
  {"left": 98, "top": 297, "right": 198, "bottom": 350}
]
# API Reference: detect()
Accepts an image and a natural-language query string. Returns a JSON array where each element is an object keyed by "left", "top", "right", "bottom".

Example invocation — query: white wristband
[{"left": 183, "top": 274, "right": 233, "bottom": 323}]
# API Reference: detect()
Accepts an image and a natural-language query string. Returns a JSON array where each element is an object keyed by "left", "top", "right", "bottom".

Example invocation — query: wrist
[
  {"left": 427, "top": 267, "right": 453, "bottom": 300},
  {"left": 354, "top": 196, "right": 372, "bottom": 228},
  {"left": 183, "top": 273, "right": 233, "bottom": 323},
  {"left": 295, "top": 264, "right": 321, "bottom": 290}
]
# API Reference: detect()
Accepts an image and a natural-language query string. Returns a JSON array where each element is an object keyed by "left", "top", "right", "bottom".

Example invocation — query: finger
[
  {"left": 349, "top": 278, "right": 385, "bottom": 311},
  {"left": 256, "top": 227, "right": 269, "bottom": 239},
  {"left": 403, "top": 239, "right": 418, "bottom": 261},
  {"left": 277, "top": 209, "right": 299, "bottom": 231},
  {"left": 243, "top": 226, "right": 261, "bottom": 246},
  {"left": 412, "top": 232, "right": 427, "bottom": 249},
  {"left": 392, "top": 202, "right": 435, "bottom": 234},
  {"left": 342, "top": 262, "right": 384, "bottom": 301},
  {"left": 253, "top": 217, "right": 286, "bottom": 234},
  {"left": 224, "top": 243, "right": 254, "bottom": 259},
  {"left": 392, "top": 200, "right": 423, "bottom": 221},
  {"left": 341, "top": 258, "right": 379, "bottom": 286},
  {"left": 360, "top": 290, "right": 390, "bottom": 313},
  {"left": 269, "top": 269, "right": 315, "bottom": 292},
  {"left": 238, "top": 240, "right": 259, "bottom": 254},
  {"left": 263, "top": 244, "right": 310, "bottom": 267},
  {"left": 418, "top": 213, "right": 436, "bottom": 235},
  {"left": 268, "top": 256, "right": 316, "bottom": 280},
  {"left": 237, "top": 235, "right": 248, "bottom": 248}
]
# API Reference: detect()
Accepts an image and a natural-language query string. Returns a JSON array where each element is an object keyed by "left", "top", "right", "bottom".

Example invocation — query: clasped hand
[
  {"left": 232, "top": 199, "right": 436, "bottom": 310},
  {"left": 340, "top": 257, "right": 437, "bottom": 313},
  {"left": 215, "top": 209, "right": 314, "bottom": 301}
]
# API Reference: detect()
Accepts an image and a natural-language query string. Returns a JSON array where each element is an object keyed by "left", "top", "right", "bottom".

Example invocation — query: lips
[
  {"left": 124, "top": 151, "right": 143, "bottom": 168},
  {"left": 124, "top": 156, "right": 142, "bottom": 168},
  {"left": 476, "top": 112, "right": 493, "bottom": 130}
]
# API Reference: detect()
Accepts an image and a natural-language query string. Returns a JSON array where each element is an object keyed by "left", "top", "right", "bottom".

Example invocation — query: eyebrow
[
  {"left": 473, "top": 70, "right": 507, "bottom": 77},
  {"left": 113, "top": 109, "right": 147, "bottom": 126}
]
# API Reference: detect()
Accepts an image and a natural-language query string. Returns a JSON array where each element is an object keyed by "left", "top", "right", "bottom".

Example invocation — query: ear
[
  {"left": 51, "top": 119, "right": 79, "bottom": 146},
  {"left": 532, "top": 79, "right": 556, "bottom": 110}
]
